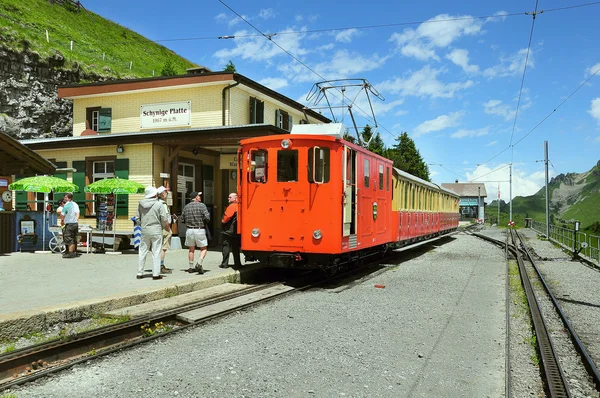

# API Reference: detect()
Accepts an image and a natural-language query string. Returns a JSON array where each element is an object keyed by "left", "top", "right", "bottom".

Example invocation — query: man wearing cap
[
  {"left": 135, "top": 186, "right": 171, "bottom": 280},
  {"left": 181, "top": 191, "right": 210, "bottom": 274},
  {"left": 157, "top": 186, "right": 172, "bottom": 274}
]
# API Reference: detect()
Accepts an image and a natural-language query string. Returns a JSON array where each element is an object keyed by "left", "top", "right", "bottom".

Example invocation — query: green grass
[{"left": 0, "top": 0, "right": 197, "bottom": 80}]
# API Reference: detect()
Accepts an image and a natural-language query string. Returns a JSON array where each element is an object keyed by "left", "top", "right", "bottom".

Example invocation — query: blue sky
[{"left": 82, "top": 0, "right": 600, "bottom": 202}]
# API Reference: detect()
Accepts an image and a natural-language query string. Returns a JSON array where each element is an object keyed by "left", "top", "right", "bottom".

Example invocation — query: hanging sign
[
  {"left": 140, "top": 101, "right": 191, "bottom": 129},
  {"left": 219, "top": 154, "right": 238, "bottom": 170}
]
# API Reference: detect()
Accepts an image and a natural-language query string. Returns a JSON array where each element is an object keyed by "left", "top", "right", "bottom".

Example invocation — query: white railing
[{"left": 531, "top": 220, "right": 600, "bottom": 265}]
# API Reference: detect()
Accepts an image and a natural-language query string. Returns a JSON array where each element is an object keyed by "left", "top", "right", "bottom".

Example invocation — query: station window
[
  {"left": 277, "top": 150, "right": 298, "bottom": 182},
  {"left": 364, "top": 159, "right": 370, "bottom": 187},
  {"left": 250, "top": 150, "right": 268, "bottom": 183},
  {"left": 308, "top": 147, "right": 330, "bottom": 183}
]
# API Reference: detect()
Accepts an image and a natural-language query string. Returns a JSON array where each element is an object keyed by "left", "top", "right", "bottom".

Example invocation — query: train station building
[
  {"left": 16, "top": 70, "right": 330, "bottom": 244},
  {"left": 441, "top": 181, "right": 487, "bottom": 221}
]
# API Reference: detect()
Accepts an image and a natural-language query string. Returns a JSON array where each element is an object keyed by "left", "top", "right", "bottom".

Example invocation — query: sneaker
[
  {"left": 185, "top": 268, "right": 195, "bottom": 273},
  {"left": 219, "top": 264, "right": 229, "bottom": 269},
  {"left": 194, "top": 264, "right": 205, "bottom": 275},
  {"left": 160, "top": 266, "right": 172, "bottom": 274},
  {"left": 136, "top": 275, "right": 144, "bottom": 280},
  {"left": 63, "top": 252, "right": 76, "bottom": 258},
  {"left": 152, "top": 275, "right": 163, "bottom": 280}
]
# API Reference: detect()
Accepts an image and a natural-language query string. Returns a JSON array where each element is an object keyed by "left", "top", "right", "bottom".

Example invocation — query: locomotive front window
[
  {"left": 250, "top": 150, "right": 268, "bottom": 183},
  {"left": 308, "top": 147, "right": 330, "bottom": 183},
  {"left": 277, "top": 150, "right": 298, "bottom": 182}
]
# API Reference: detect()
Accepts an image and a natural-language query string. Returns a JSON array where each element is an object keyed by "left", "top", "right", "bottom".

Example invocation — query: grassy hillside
[
  {"left": 0, "top": 0, "right": 197, "bottom": 79},
  {"left": 506, "top": 161, "right": 600, "bottom": 229}
]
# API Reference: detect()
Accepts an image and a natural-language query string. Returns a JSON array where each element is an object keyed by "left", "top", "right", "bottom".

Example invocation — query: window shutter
[
  {"left": 249, "top": 97, "right": 255, "bottom": 124},
  {"left": 257, "top": 100, "right": 264, "bottom": 123},
  {"left": 71, "top": 161, "right": 86, "bottom": 211},
  {"left": 98, "top": 108, "right": 112, "bottom": 133},
  {"left": 115, "top": 159, "right": 129, "bottom": 216},
  {"left": 275, "top": 109, "right": 281, "bottom": 128},
  {"left": 287, "top": 115, "right": 293, "bottom": 131}
]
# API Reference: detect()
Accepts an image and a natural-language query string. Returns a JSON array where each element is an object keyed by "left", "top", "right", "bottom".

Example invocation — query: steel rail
[
  {"left": 509, "top": 229, "right": 571, "bottom": 397},
  {"left": 514, "top": 230, "right": 600, "bottom": 390},
  {"left": 0, "top": 282, "right": 285, "bottom": 391}
]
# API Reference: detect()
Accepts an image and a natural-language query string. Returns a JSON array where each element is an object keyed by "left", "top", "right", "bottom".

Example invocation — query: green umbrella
[
  {"left": 9, "top": 175, "right": 78, "bottom": 193},
  {"left": 84, "top": 178, "right": 145, "bottom": 195},
  {"left": 9, "top": 175, "right": 79, "bottom": 252},
  {"left": 84, "top": 177, "right": 146, "bottom": 253}
]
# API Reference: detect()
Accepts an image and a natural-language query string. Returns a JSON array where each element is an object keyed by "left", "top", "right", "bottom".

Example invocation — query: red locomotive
[{"left": 237, "top": 124, "right": 459, "bottom": 270}]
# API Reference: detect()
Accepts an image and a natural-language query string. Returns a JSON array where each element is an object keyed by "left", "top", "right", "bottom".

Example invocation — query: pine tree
[
  {"left": 388, "top": 132, "right": 430, "bottom": 181},
  {"left": 224, "top": 60, "right": 237, "bottom": 72}
]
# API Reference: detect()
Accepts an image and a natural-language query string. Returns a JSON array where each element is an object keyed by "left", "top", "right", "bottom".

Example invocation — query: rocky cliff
[{"left": 0, "top": 45, "right": 107, "bottom": 139}]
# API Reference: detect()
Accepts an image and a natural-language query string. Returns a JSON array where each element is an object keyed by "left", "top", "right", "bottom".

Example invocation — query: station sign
[
  {"left": 219, "top": 154, "right": 238, "bottom": 170},
  {"left": 140, "top": 101, "right": 191, "bottom": 129}
]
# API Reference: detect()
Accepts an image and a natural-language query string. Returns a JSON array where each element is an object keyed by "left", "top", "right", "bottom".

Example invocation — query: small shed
[
  {"left": 441, "top": 182, "right": 487, "bottom": 220},
  {"left": 0, "top": 131, "right": 57, "bottom": 253}
]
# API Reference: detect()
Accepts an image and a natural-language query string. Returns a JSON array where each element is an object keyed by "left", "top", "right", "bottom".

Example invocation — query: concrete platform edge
[{"left": 0, "top": 272, "right": 241, "bottom": 340}]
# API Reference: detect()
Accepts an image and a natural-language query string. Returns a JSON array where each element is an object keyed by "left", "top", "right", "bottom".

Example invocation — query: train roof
[{"left": 393, "top": 167, "right": 460, "bottom": 198}]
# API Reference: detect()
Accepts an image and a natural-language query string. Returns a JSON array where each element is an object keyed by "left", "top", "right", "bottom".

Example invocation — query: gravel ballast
[{"left": 8, "top": 233, "right": 508, "bottom": 398}]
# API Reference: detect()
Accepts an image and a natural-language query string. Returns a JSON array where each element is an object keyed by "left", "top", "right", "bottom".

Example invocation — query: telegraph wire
[
  {"left": 217, "top": 0, "right": 397, "bottom": 145},
  {"left": 509, "top": 0, "right": 539, "bottom": 152},
  {"left": 154, "top": 1, "right": 600, "bottom": 43},
  {"left": 512, "top": 64, "right": 600, "bottom": 147}
]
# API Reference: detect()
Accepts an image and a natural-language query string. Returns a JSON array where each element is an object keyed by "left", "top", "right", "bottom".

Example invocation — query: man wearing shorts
[
  {"left": 157, "top": 186, "right": 172, "bottom": 274},
  {"left": 181, "top": 191, "right": 210, "bottom": 274},
  {"left": 61, "top": 193, "right": 80, "bottom": 258}
]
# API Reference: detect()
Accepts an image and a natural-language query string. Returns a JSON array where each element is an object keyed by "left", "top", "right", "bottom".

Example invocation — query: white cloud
[
  {"left": 450, "top": 126, "right": 490, "bottom": 138},
  {"left": 589, "top": 98, "right": 600, "bottom": 125},
  {"left": 446, "top": 49, "right": 479, "bottom": 73},
  {"left": 259, "top": 77, "right": 288, "bottom": 90},
  {"left": 215, "top": 13, "right": 228, "bottom": 23},
  {"left": 486, "top": 140, "right": 498, "bottom": 147},
  {"left": 487, "top": 11, "right": 508, "bottom": 23},
  {"left": 213, "top": 28, "right": 309, "bottom": 63},
  {"left": 335, "top": 28, "right": 359, "bottom": 43},
  {"left": 389, "top": 14, "right": 484, "bottom": 61},
  {"left": 379, "top": 65, "right": 474, "bottom": 99},
  {"left": 483, "top": 48, "right": 535, "bottom": 78},
  {"left": 414, "top": 111, "right": 463, "bottom": 137},
  {"left": 586, "top": 63, "right": 600, "bottom": 77},
  {"left": 258, "top": 8, "right": 276, "bottom": 19},
  {"left": 466, "top": 163, "right": 551, "bottom": 201},
  {"left": 484, "top": 99, "right": 515, "bottom": 121}
]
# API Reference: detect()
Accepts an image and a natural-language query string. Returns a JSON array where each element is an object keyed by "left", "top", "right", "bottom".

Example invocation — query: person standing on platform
[
  {"left": 181, "top": 191, "right": 210, "bottom": 274},
  {"left": 61, "top": 193, "right": 80, "bottom": 259},
  {"left": 220, "top": 192, "right": 242, "bottom": 269},
  {"left": 136, "top": 186, "right": 170, "bottom": 280},
  {"left": 157, "top": 186, "right": 172, "bottom": 274}
]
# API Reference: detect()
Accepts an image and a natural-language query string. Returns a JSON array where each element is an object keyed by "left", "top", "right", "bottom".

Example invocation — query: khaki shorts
[
  {"left": 162, "top": 229, "right": 172, "bottom": 250},
  {"left": 185, "top": 228, "right": 208, "bottom": 248}
]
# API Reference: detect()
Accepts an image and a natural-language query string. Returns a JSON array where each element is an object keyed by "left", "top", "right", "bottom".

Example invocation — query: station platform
[{"left": 0, "top": 246, "right": 257, "bottom": 340}]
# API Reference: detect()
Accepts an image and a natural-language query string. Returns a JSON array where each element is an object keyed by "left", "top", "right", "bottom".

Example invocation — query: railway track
[
  {"left": 0, "top": 232, "right": 462, "bottom": 393},
  {"left": 0, "top": 280, "right": 302, "bottom": 392},
  {"left": 469, "top": 226, "right": 600, "bottom": 397}
]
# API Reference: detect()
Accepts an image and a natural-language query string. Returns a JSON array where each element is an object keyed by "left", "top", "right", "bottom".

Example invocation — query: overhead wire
[
  {"left": 154, "top": 1, "right": 600, "bottom": 42},
  {"left": 217, "top": 0, "right": 394, "bottom": 144}
]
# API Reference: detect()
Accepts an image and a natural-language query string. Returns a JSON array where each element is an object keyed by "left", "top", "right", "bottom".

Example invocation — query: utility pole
[
  {"left": 544, "top": 141, "right": 550, "bottom": 238},
  {"left": 478, "top": 186, "right": 481, "bottom": 221},
  {"left": 509, "top": 163, "right": 513, "bottom": 224}
]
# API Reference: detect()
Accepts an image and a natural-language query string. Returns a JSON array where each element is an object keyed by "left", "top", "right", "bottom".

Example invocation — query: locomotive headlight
[
  {"left": 281, "top": 139, "right": 292, "bottom": 149},
  {"left": 312, "top": 229, "right": 323, "bottom": 240},
  {"left": 251, "top": 228, "right": 260, "bottom": 237}
]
